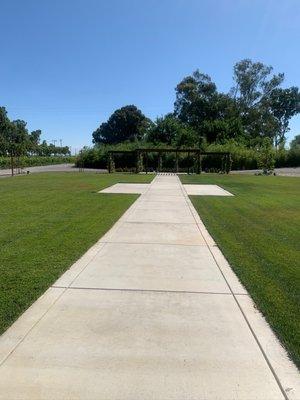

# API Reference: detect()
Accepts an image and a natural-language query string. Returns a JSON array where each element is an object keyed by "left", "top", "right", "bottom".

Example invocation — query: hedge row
[
  {"left": 76, "top": 143, "right": 300, "bottom": 171},
  {"left": 0, "top": 156, "right": 76, "bottom": 170}
]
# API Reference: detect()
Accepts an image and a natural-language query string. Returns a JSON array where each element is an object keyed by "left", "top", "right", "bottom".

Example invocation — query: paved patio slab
[
  {"left": 141, "top": 194, "right": 187, "bottom": 202},
  {"left": 0, "top": 290, "right": 284, "bottom": 400},
  {"left": 100, "top": 221, "right": 206, "bottom": 245},
  {"left": 70, "top": 243, "right": 230, "bottom": 293},
  {"left": 123, "top": 207, "right": 195, "bottom": 223},
  {"left": 99, "top": 183, "right": 150, "bottom": 194},
  {"left": 135, "top": 200, "right": 187, "bottom": 210},
  {"left": 183, "top": 184, "right": 234, "bottom": 196},
  {"left": 144, "top": 188, "right": 184, "bottom": 196}
]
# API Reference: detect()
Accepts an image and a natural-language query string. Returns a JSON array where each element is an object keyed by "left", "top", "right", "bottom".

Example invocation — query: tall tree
[
  {"left": 174, "top": 60, "right": 300, "bottom": 147},
  {"left": 174, "top": 71, "right": 218, "bottom": 128},
  {"left": 0, "top": 107, "right": 11, "bottom": 156},
  {"left": 268, "top": 87, "right": 300, "bottom": 146},
  {"left": 231, "top": 59, "right": 300, "bottom": 145},
  {"left": 93, "top": 105, "right": 152, "bottom": 144},
  {"left": 147, "top": 114, "right": 198, "bottom": 147},
  {"left": 174, "top": 71, "right": 242, "bottom": 143},
  {"left": 290, "top": 134, "right": 300, "bottom": 149},
  {"left": 9, "top": 120, "right": 30, "bottom": 174},
  {"left": 231, "top": 59, "right": 284, "bottom": 106},
  {"left": 28, "top": 129, "right": 42, "bottom": 154},
  {"left": 0, "top": 116, "right": 29, "bottom": 175}
]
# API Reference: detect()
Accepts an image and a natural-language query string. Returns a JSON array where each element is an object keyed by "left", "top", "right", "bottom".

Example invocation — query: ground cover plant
[
  {"left": 180, "top": 173, "right": 300, "bottom": 367},
  {"left": 0, "top": 172, "right": 153, "bottom": 335}
]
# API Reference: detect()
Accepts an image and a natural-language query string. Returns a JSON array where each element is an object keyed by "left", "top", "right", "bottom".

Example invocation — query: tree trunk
[{"left": 10, "top": 154, "right": 14, "bottom": 177}]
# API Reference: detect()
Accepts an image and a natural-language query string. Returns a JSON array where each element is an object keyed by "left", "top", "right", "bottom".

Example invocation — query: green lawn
[
  {"left": 180, "top": 173, "right": 300, "bottom": 368},
  {"left": 0, "top": 172, "right": 153, "bottom": 335}
]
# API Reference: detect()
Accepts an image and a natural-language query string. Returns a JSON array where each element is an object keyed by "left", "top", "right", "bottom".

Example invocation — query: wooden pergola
[{"left": 107, "top": 148, "right": 232, "bottom": 174}]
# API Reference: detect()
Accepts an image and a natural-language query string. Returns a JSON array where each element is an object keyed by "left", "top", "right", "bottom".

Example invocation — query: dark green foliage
[
  {"left": 180, "top": 174, "right": 300, "bottom": 368},
  {"left": 286, "top": 147, "right": 300, "bottom": 167},
  {"left": 0, "top": 107, "right": 71, "bottom": 168},
  {"left": 35, "top": 140, "right": 71, "bottom": 156},
  {"left": 290, "top": 134, "right": 300, "bottom": 149},
  {"left": 92, "top": 105, "right": 152, "bottom": 144},
  {"left": 173, "top": 60, "right": 300, "bottom": 147},
  {"left": 146, "top": 114, "right": 180, "bottom": 145},
  {"left": 88, "top": 59, "right": 299, "bottom": 171},
  {"left": 78, "top": 140, "right": 300, "bottom": 171},
  {"left": 257, "top": 138, "right": 275, "bottom": 173},
  {"left": 232, "top": 60, "right": 300, "bottom": 146},
  {"left": 146, "top": 114, "right": 198, "bottom": 147}
]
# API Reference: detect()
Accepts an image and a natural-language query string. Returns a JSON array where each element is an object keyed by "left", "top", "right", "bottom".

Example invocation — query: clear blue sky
[{"left": 1, "top": 0, "right": 299, "bottom": 152}]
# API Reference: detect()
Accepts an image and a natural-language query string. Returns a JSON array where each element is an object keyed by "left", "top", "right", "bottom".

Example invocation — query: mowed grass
[
  {"left": 180, "top": 173, "right": 300, "bottom": 367},
  {"left": 0, "top": 172, "right": 153, "bottom": 335}
]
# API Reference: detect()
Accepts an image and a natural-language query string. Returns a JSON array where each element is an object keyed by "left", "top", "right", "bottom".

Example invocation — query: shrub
[
  {"left": 0, "top": 156, "right": 75, "bottom": 170},
  {"left": 76, "top": 141, "right": 300, "bottom": 172},
  {"left": 257, "top": 138, "right": 275, "bottom": 173}
]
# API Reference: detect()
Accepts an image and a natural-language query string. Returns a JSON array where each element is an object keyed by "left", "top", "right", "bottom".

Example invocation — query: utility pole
[
  {"left": 52, "top": 139, "right": 57, "bottom": 146},
  {"left": 59, "top": 139, "right": 62, "bottom": 147}
]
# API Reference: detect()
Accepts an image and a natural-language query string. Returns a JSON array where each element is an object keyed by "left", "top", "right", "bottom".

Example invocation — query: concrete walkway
[{"left": 0, "top": 175, "right": 299, "bottom": 399}]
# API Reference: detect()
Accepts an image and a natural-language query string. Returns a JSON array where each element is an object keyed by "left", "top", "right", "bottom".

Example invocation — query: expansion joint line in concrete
[
  {"left": 51, "top": 285, "right": 249, "bottom": 296},
  {"left": 177, "top": 175, "right": 289, "bottom": 400},
  {"left": 99, "top": 241, "right": 215, "bottom": 247}
]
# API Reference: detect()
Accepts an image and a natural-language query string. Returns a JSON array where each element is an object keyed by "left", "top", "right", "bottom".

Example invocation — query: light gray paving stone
[
  {"left": 123, "top": 207, "right": 195, "bottom": 223},
  {"left": 183, "top": 184, "right": 234, "bottom": 196},
  {"left": 71, "top": 243, "right": 230, "bottom": 293},
  {"left": 99, "top": 183, "right": 150, "bottom": 194},
  {"left": 53, "top": 242, "right": 106, "bottom": 287},
  {"left": 135, "top": 200, "right": 187, "bottom": 210},
  {"left": 0, "top": 290, "right": 284, "bottom": 400},
  {"left": 140, "top": 194, "right": 187, "bottom": 203},
  {"left": 209, "top": 245, "right": 247, "bottom": 294},
  {"left": 99, "top": 221, "right": 207, "bottom": 245},
  {"left": 146, "top": 183, "right": 181, "bottom": 189},
  {"left": 0, "top": 288, "right": 64, "bottom": 366}
]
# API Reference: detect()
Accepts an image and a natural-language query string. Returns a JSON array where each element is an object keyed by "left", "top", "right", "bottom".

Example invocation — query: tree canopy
[
  {"left": 290, "top": 134, "right": 300, "bottom": 149},
  {"left": 92, "top": 105, "right": 152, "bottom": 144},
  {"left": 92, "top": 59, "right": 299, "bottom": 150},
  {"left": 0, "top": 107, "right": 71, "bottom": 169}
]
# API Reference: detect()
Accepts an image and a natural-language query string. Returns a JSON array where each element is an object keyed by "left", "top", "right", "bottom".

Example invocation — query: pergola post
[
  {"left": 108, "top": 152, "right": 115, "bottom": 173},
  {"left": 225, "top": 153, "right": 232, "bottom": 174},
  {"left": 175, "top": 151, "right": 179, "bottom": 173},
  {"left": 145, "top": 151, "right": 148, "bottom": 174},
  {"left": 196, "top": 151, "right": 202, "bottom": 174},
  {"left": 108, "top": 153, "right": 111, "bottom": 173},
  {"left": 135, "top": 150, "right": 143, "bottom": 174},
  {"left": 221, "top": 155, "right": 225, "bottom": 174},
  {"left": 157, "top": 152, "right": 162, "bottom": 172}
]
